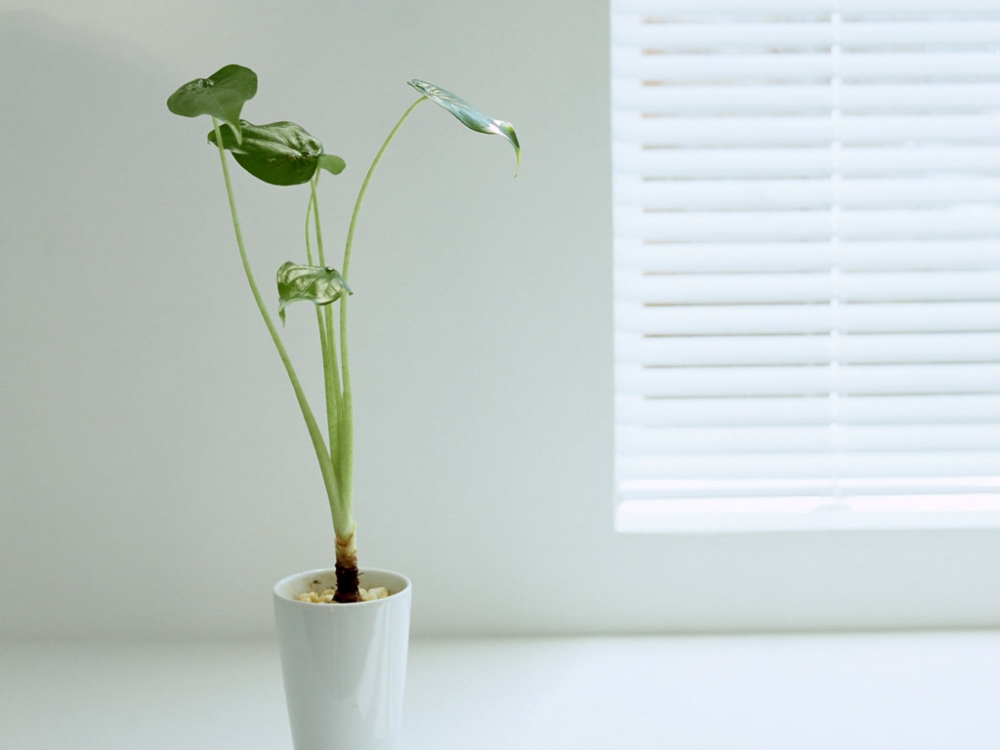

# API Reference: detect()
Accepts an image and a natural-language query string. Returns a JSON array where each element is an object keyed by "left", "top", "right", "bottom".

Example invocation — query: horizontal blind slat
[
  {"left": 617, "top": 207, "right": 1000, "bottom": 241},
  {"left": 617, "top": 452, "right": 1000, "bottom": 481},
  {"left": 615, "top": 332, "right": 1000, "bottom": 365},
  {"left": 614, "top": 240, "right": 1000, "bottom": 272},
  {"left": 614, "top": 271, "right": 1000, "bottom": 303},
  {"left": 612, "top": 16, "right": 1000, "bottom": 48},
  {"left": 616, "top": 394, "right": 1000, "bottom": 425},
  {"left": 613, "top": 113, "right": 1000, "bottom": 146},
  {"left": 612, "top": 145, "right": 1000, "bottom": 179},
  {"left": 616, "top": 301, "right": 1000, "bottom": 334},
  {"left": 613, "top": 81, "right": 1000, "bottom": 115},
  {"left": 617, "top": 424, "right": 1000, "bottom": 453},
  {"left": 612, "top": 0, "right": 1000, "bottom": 16},
  {"left": 614, "top": 176, "right": 1000, "bottom": 210},
  {"left": 616, "top": 362, "right": 1000, "bottom": 397},
  {"left": 613, "top": 51, "right": 1000, "bottom": 81}
]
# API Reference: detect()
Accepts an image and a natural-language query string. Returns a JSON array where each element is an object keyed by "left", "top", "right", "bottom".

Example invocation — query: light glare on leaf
[
  {"left": 407, "top": 79, "right": 520, "bottom": 175},
  {"left": 277, "top": 262, "right": 352, "bottom": 324}
]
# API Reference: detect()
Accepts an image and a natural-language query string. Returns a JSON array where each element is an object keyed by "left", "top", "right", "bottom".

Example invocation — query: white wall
[{"left": 2, "top": 0, "right": 999, "bottom": 639}]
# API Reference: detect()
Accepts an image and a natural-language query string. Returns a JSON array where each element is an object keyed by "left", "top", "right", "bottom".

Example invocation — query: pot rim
[{"left": 273, "top": 566, "right": 412, "bottom": 607}]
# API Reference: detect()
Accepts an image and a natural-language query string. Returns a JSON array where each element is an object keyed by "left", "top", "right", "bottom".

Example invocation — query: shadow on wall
[
  {"left": 0, "top": 9, "right": 228, "bottom": 487},
  {"left": 0, "top": 11, "right": 257, "bottom": 635},
  {"left": 0, "top": 11, "right": 206, "bottom": 267}
]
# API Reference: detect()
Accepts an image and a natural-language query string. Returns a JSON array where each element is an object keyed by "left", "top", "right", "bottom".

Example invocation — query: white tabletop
[{"left": 3, "top": 632, "right": 999, "bottom": 749}]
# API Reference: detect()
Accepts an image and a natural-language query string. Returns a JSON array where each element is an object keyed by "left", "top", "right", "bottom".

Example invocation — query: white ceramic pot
[{"left": 273, "top": 568, "right": 413, "bottom": 750}]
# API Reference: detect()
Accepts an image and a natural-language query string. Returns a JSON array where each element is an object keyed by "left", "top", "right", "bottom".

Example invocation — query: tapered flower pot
[{"left": 273, "top": 568, "right": 413, "bottom": 750}]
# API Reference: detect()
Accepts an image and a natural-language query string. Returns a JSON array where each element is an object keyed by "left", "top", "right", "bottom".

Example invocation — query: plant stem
[
  {"left": 304, "top": 187, "right": 318, "bottom": 265},
  {"left": 341, "top": 97, "right": 426, "bottom": 280},
  {"left": 305, "top": 190, "right": 333, "bottom": 444},
  {"left": 310, "top": 175, "right": 344, "bottom": 474},
  {"left": 210, "top": 117, "right": 348, "bottom": 537},
  {"left": 337, "top": 96, "right": 428, "bottom": 512},
  {"left": 334, "top": 530, "right": 360, "bottom": 603}
]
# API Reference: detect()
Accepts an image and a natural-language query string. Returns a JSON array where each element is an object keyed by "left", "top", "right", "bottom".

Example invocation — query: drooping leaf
[
  {"left": 407, "top": 79, "right": 520, "bottom": 175},
  {"left": 277, "top": 262, "right": 352, "bottom": 324},
  {"left": 208, "top": 121, "right": 325, "bottom": 186},
  {"left": 167, "top": 64, "right": 257, "bottom": 144},
  {"left": 318, "top": 154, "right": 347, "bottom": 175}
]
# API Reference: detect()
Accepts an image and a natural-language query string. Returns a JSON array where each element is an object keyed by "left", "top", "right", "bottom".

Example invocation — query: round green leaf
[
  {"left": 408, "top": 79, "right": 520, "bottom": 174},
  {"left": 167, "top": 64, "right": 257, "bottom": 144},
  {"left": 208, "top": 120, "right": 325, "bottom": 186},
  {"left": 277, "top": 262, "right": 353, "bottom": 324},
  {"left": 319, "top": 154, "right": 347, "bottom": 176}
]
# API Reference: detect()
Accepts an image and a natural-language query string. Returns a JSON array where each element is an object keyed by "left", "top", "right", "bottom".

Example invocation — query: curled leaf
[
  {"left": 277, "top": 262, "right": 352, "bottom": 324},
  {"left": 208, "top": 120, "right": 326, "bottom": 186},
  {"left": 167, "top": 64, "right": 257, "bottom": 144},
  {"left": 408, "top": 79, "right": 520, "bottom": 175}
]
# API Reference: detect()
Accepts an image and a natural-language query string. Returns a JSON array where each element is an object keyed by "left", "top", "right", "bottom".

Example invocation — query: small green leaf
[
  {"left": 208, "top": 121, "right": 325, "bottom": 186},
  {"left": 167, "top": 64, "right": 257, "bottom": 144},
  {"left": 277, "top": 262, "right": 352, "bottom": 324},
  {"left": 318, "top": 154, "right": 346, "bottom": 175},
  {"left": 408, "top": 79, "right": 520, "bottom": 175}
]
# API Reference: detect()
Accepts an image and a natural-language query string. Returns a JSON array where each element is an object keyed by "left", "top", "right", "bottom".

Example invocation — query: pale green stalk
[
  {"left": 305, "top": 188, "right": 331, "bottom": 402},
  {"left": 337, "top": 96, "right": 428, "bottom": 513},
  {"left": 309, "top": 175, "right": 344, "bottom": 472},
  {"left": 210, "top": 117, "right": 349, "bottom": 538}
]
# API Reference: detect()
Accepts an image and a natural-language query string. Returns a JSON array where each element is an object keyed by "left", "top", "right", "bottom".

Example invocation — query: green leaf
[
  {"left": 167, "top": 64, "right": 257, "bottom": 144},
  {"left": 319, "top": 154, "right": 346, "bottom": 175},
  {"left": 208, "top": 121, "right": 325, "bottom": 186},
  {"left": 407, "top": 79, "right": 520, "bottom": 175},
  {"left": 277, "top": 262, "right": 352, "bottom": 325}
]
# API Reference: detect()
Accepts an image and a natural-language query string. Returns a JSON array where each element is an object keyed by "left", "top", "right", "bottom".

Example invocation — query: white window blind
[{"left": 612, "top": 0, "right": 1000, "bottom": 531}]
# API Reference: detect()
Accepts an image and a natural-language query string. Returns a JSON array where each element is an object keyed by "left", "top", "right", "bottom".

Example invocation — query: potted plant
[{"left": 167, "top": 64, "right": 519, "bottom": 750}]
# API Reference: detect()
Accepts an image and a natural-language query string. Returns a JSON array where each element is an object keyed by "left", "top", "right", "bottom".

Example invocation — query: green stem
[
  {"left": 305, "top": 188, "right": 331, "bottom": 401},
  {"left": 210, "top": 117, "right": 348, "bottom": 537},
  {"left": 310, "top": 175, "right": 343, "bottom": 472},
  {"left": 342, "top": 97, "right": 426, "bottom": 280},
  {"left": 337, "top": 96, "right": 428, "bottom": 509},
  {"left": 304, "top": 187, "right": 318, "bottom": 266}
]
